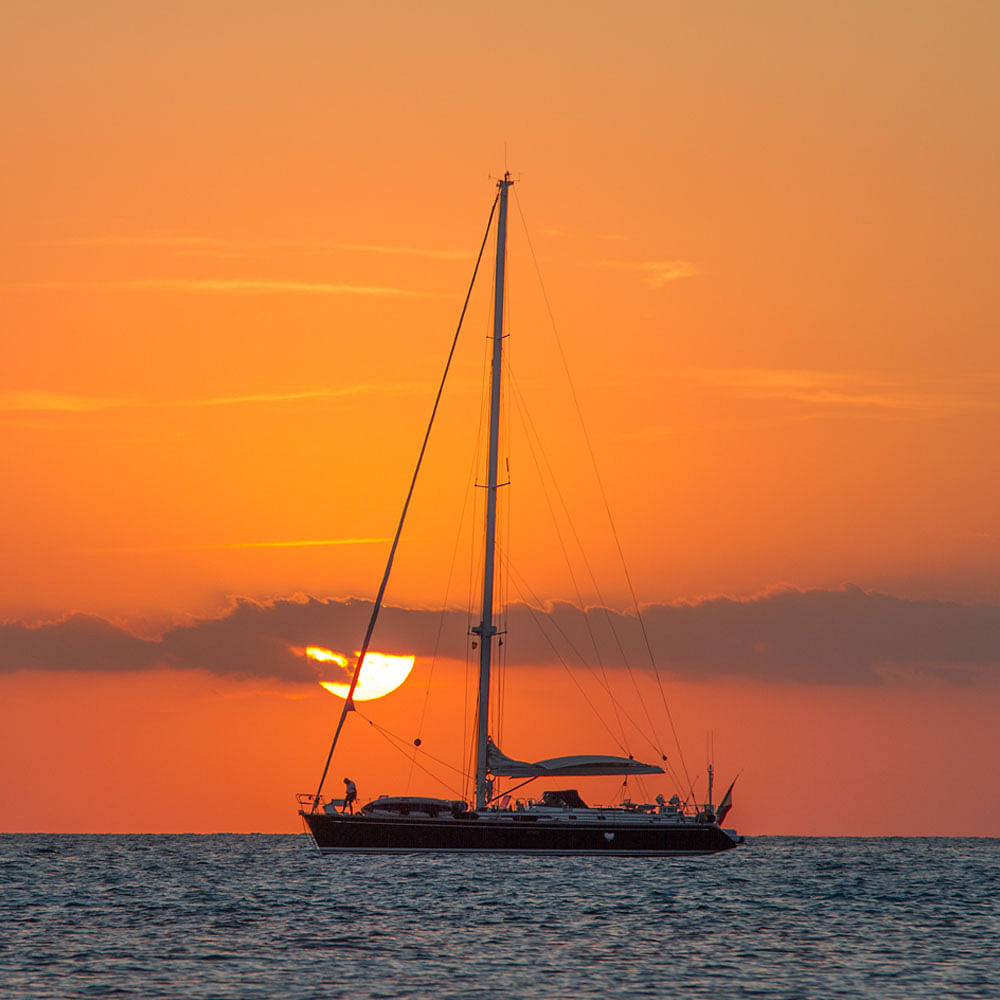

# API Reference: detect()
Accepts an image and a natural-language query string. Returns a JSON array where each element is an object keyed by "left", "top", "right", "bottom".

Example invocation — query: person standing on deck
[{"left": 343, "top": 777, "right": 357, "bottom": 814}]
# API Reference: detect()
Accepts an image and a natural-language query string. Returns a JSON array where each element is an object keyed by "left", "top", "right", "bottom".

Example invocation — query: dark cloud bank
[{"left": 2, "top": 586, "right": 999, "bottom": 686}]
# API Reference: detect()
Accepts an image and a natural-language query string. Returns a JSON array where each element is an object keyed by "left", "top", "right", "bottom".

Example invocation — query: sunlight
[{"left": 305, "top": 646, "right": 415, "bottom": 701}]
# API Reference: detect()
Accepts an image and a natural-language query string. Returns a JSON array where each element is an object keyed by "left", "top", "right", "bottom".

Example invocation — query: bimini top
[{"left": 487, "top": 738, "right": 664, "bottom": 778}]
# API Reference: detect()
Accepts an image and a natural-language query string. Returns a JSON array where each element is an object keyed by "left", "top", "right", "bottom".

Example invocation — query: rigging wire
[
  {"left": 502, "top": 562, "right": 696, "bottom": 796},
  {"left": 510, "top": 369, "right": 665, "bottom": 755},
  {"left": 512, "top": 187, "right": 697, "bottom": 803},
  {"left": 355, "top": 710, "right": 466, "bottom": 798},
  {"left": 507, "top": 372, "right": 632, "bottom": 753},
  {"left": 504, "top": 403, "right": 690, "bottom": 793},
  {"left": 405, "top": 457, "right": 474, "bottom": 793},
  {"left": 311, "top": 192, "right": 500, "bottom": 807},
  {"left": 406, "top": 332, "right": 492, "bottom": 791},
  {"left": 494, "top": 246, "right": 514, "bottom": 750},
  {"left": 504, "top": 564, "right": 629, "bottom": 753}
]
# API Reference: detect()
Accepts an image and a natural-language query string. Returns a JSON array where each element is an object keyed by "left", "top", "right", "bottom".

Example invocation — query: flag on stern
[{"left": 717, "top": 778, "right": 737, "bottom": 825}]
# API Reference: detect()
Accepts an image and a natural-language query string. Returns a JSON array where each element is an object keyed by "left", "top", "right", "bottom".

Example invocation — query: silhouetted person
[{"left": 343, "top": 777, "right": 357, "bottom": 814}]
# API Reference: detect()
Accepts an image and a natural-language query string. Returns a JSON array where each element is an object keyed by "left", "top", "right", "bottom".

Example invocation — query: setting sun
[{"left": 307, "top": 646, "right": 415, "bottom": 701}]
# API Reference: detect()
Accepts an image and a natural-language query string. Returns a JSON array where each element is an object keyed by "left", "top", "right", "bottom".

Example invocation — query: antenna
[{"left": 706, "top": 732, "right": 715, "bottom": 810}]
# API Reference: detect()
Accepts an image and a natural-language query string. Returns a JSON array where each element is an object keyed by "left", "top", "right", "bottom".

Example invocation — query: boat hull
[{"left": 301, "top": 810, "right": 738, "bottom": 855}]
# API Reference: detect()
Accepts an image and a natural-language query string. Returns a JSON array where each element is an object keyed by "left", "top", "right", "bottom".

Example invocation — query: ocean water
[{"left": 1, "top": 835, "right": 997, "bottom": 999}]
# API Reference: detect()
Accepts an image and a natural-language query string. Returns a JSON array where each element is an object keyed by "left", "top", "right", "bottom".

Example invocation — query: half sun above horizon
[{"left": 304, "top": 645, "right": 415, "bottom": 701}]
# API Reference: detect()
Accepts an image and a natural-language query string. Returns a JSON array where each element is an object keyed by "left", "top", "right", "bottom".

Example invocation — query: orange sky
[{"left": 2, "top": 2, "right": 998, "bottom": 835}]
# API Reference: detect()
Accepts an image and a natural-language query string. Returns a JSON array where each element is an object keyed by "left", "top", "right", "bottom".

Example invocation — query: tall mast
[{"left": 473, "top": 172, "right": 512, "bottom": 811}]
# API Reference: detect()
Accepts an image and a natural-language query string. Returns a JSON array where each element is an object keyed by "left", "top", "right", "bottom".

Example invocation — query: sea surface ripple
[{"left": 1, "top": 835, "right": 997, "bottom": 999}]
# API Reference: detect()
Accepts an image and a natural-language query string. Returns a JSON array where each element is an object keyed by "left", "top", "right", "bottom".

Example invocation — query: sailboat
[{"left": 298, "top": 174, "right": 742, "bottom": 855}]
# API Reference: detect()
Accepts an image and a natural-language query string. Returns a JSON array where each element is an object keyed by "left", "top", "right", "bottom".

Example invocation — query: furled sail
[{"left": 487, "top": 738, "right": 664, "bottom": 778}]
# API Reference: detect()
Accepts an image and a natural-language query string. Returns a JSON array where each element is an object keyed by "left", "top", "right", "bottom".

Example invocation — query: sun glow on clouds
[{"left": 305, "top": 646, "right": 415, "bottom": 701}]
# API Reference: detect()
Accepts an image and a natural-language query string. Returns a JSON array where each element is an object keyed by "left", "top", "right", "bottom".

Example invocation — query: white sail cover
[{"left": 487, "top": 738, "right": 664, "bottom": 778}]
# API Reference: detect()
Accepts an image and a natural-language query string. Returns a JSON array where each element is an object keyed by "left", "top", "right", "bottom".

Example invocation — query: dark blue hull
[{"left": 301, "top": 810, "right": 738, "bottom": 855}]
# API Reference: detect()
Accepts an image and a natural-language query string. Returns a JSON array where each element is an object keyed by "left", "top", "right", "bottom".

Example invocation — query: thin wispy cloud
[
  {"left": 79, "top": 538, "right": 392, "bottom": 555},
  {"left": 50, "top": 235, "right": 471, "bottom": 261},
  {"left": 0, "top": 391, "right": 139, "bottom": 413},
  {"left": 200, "top": 537, "right": 391, "bottom": 550},
  {"left": 0, "top": 384, "right": 424, "bottom": 414},
  {"left": 172, "top": 385, "right": 425, "bottom": 408},
  {"left": 690, "top": 369, "right": 883, "bottom": 391},
  {"left": 602, "top": 260, "right": 697, "bottom": 287},
  {"left": 336, "top": 242, "right": 470, "bottom": 261},
  {"left": 684, "top": 368, "right": 1000, "bottom": 416},
  {"left": 21, "top": 278, "right": 421, "bottom": 296}
]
